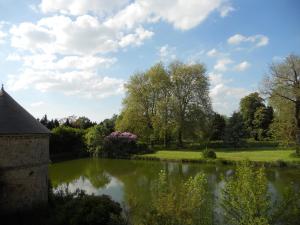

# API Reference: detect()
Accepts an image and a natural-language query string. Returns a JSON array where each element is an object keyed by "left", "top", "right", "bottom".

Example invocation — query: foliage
[
  {"left": 169, "top": 61, "right": 212, "bottom": 146},
  {"left": 224, "top": 112, "right": 246, "bottom": 148},
  {"left": 2, "top": 189, "right": 128, "bottom": 225},
  {"left": 263, "top": 54, "right": 300, "bottom": 150},
  {"left": 269, "top": 94, "right": 296, "bottom": 146},
  {"left": 240, "top": 92, "right": 265, "bottom": 137},
  {"left": 72, "top": 116, "right": 96, "bottom": 129},
  {"left": 239, "top": 92, "right": 273, "bottom": 140},
  {"left": 53, "top": 189, "right": 127, "bottom": 225},
  {"left": 102, "top": 131, "right": 139, "bottom": 158},
  {"left": 116, "top": 61, "right": 212, "bottom": 147},
  {"left": 202, "top": 149, "right": 216, "bottom": 159},
  {"left": 252, "top": 106, "right": 273, "bottom": 140},
  {"left": 141, "top": 170, "right": 212, "bottom": 225},
  {"left": 210, "top": 113, "right": 226, "bottom": 140},
  {"left": 50, "top": 126, "right": 86, "bottom": 155},
  {"left": 221, "top": 162, "right": 271, "bottom": 225},
  {"left": 85, "top": 124, "right": 110, "bottom": 156},
  {"left": 39, "top": 114, "right": 60, "bottom": 130},
  {"left": 99, "top": 114, "right": 118, "bottom": 134},
  {"left": 221, "top": 161, "right": 300, "bottom": 225}
]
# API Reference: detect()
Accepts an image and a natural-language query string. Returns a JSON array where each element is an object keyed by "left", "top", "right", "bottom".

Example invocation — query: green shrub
[
  {"left": 2, "top": 189, "right": 127, "bottom": 225},
  {"left": 221, "top": 161, "right": 300, "bottom": 225},
  {"left": 141, "top": 170, "right": 212, "bottom": 225},
  {"left": 54, "top": 190, "right": 126, "bottom": 225},
  {"left": 50, "top": 126, "right": 86, "bottom": 155},
  {"left": 202, "top": 149, "right": 216, "bottom": 159}
]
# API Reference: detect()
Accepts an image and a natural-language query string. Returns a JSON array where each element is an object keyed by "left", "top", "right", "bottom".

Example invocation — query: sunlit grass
[{"left": 141, "top": 149, "right": 300, "bottom": 163}]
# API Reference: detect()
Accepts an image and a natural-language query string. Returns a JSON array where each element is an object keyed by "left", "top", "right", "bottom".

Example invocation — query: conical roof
[{"left": 0, "top": 87, "right": 50, "bottom": 135}]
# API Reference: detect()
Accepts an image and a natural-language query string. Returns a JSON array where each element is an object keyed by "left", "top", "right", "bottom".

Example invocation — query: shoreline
[{"left": 132, "top": 154, "right": 300, "bottom": 168}]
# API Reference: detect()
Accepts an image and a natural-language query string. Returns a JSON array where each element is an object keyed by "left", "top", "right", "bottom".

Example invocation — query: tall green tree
[
  {"left": 240, "top": 92, "right": 264, "bottom": 139},
  {"left": 116, "top": 63, "right": 170, "bottom": 143},
  {"left": 263, "top": 54, "right": 300, "bottom": 152},
  {"left": 252, "top": 106, "right": 273, "bottom": 140},
  {"left": 169, "top": 61, "right": 211, "bottom": 146},
  {"left": 269, "top": 96, "right": 296, "bottom": 145},
  {"left": 116, "top": 61, "right": 212, "bottom": 146},
  {"left": 224, "top": 112, "right": 245, "bottom": 148}
]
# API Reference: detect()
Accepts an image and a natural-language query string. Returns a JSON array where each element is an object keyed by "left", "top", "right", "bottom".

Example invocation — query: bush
[
  {"left": 54, "top": 190, "right": 127, "bottom": 225},
  {"left": 102, "top": 131, "right": 138, "bottom": 158},
  {"left": 50, "top": 126, "right": 86, "bottom": 156},
  {"left": 140, "top": 170, "right": 212, "bottom": 225},
  {"left": 2, "top": 189, "right": 127, "bottom": 225},
  {"left": 221, "top": 161, "right": 300, "bottom": 225},
  {"left": 202, "top": 149, "right": 216, "bottom": 159},
  {"left": 85, "top": 124, "right": 109, "bottom": 156}
]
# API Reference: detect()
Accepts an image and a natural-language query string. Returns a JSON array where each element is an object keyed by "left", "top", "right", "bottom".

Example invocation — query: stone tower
[{"left": 0, "top": 85, "right": 50, "bottom": 213}]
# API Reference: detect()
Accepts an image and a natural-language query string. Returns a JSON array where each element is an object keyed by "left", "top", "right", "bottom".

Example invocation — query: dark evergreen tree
[
  {"left": 224, "top": 112, "right": 246, "bottom": 148},
  {"left": 211, "top": 113, "right": 226, "bottom": 140}
]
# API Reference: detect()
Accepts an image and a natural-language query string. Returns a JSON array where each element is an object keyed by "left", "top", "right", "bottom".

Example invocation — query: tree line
[{"left": 41, "top": 54, "right": 300, "bottom": 156}]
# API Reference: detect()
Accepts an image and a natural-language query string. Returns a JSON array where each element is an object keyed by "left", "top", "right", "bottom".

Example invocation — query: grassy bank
[{"left": 134, "top": 149, "right": 300, "bottom": 167}]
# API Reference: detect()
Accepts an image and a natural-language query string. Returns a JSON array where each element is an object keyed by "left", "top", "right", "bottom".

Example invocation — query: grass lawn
[{"left": 140, "top": 149, "right": 300, "bottom": 164}]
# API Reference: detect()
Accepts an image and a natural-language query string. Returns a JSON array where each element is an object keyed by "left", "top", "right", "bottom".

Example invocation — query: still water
[{"left": 50, "top": 158, "right": 300, "bottom": 220}]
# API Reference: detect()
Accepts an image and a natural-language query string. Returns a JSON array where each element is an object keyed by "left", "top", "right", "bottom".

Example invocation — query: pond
[{"left": 49, "top": 158, "right": 300, "bottom": 222}]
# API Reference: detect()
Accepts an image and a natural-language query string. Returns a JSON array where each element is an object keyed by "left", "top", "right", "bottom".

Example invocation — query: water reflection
[{"left": 50, "top": 158, "right": 300, "bottom": 220}]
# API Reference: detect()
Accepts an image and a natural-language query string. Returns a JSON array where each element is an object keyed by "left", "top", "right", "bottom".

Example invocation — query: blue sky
[{"left": 0, "top": 0, "right": 299, "bottom": 122}]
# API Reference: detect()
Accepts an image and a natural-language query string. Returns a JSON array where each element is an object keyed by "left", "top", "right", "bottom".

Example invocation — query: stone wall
[{"left": 0, "top": 135, "right": 49, "bottom": 212}]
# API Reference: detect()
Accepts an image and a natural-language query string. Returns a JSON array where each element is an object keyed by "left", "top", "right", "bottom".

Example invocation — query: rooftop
[{"left": 0, "top": 86, "right": 50, "bottom": 135}]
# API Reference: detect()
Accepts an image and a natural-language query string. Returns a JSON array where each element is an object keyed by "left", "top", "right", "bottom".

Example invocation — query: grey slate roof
[{"left": 0, "top": 87, "right": 50, "bottom": 135}]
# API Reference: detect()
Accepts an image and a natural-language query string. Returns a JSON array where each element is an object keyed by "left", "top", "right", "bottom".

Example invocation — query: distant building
[{"left": 0, "top": 85, "right": 50, "bottom": 213}]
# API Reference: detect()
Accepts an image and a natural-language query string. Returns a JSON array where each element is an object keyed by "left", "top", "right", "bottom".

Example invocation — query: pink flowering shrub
[{"left": 102, "top": 131, "right": 139, "bottom": 158}]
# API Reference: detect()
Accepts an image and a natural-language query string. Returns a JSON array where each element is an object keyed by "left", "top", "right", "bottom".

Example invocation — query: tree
[
  {"left": 50, "top": 126, "right": 86, "bottom": 155},
  {"left": 73, "top": 116, "right": 95, "bottom": 129},
  {"left": 115, "top": 67, "right": 164, "bottom": 143},
  {"left": 224, "top": 112, "right": 245, "bottom": 148},
  {"left": 252, "top": 106, "right": 273, "bottom": 140},
  {"left": 99, "top": 114, "right": 118, "bottom": 134},
  {"left": 40, "top": 114, "right": 49, "bottom": 127},
  {"left": 269, "top": 96, "right": 296, "bottom": 146},
  {"left": 39, "top": 114, "right": 60, "bottom": 130},
  {"left": 116, "top": 61, "right": 212, "bottom": 146},
  {"left": 240, "top": 92, "right": 264, "bottom": 139},
  {"left": 85, "top": 124, "right": 109, "bottom": 156},
  {"left": 263, "top": 54, "right": 300, "bottom": 153},
  {"left": 210, "top": 113, "right": 226, "bottom": 140},
  {"left": 169, "top": 61, "right": 211, "bottom": 146}
]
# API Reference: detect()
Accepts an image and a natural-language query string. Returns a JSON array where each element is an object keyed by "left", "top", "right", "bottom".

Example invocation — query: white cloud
[
  {"left": 227, "top": 34, "right": 269, "bottom": 47},
  {"left": 209, "top": 73, "right": 250, "bottom": 115},
  {"left": 30, "top": 101, "right": 45, "bottom": 107},
  {"left": 39, "top": 0, "right": 130, "bottom": 16},
  {"left": 10, "top": 15, "right": 153, "bottom": 55},
  {"left": 0, "top": 21, "right": 8, "bottom": 44},
  {"left": 7, "top": 69, "right": 124, "bottom": 99},
  {"left": 218, "top": 2, "right": 235, "bottom": 17},
  {"left": 6, "top": 0, "right": 234, "bottom": 99},
  {"left": 214, "top": 58, "right": 233, "bottom": 71},
  {"left": 207, "top": 48, "right": 219, "bottom": 57},
  {"left": 119, "top": 27, "right": 153, "bottom": 47},
  {"left": 158, "top": 44, "right": 176, "bottom": 61},
  {"left": 7, "top": 54, "right": 117, "bottom": 71},
  {"left": 104, "top": 0, "right": 230, "bottom": 31},
  {"left": 233, "top": 61, "right": 250, "bottom": 71}
]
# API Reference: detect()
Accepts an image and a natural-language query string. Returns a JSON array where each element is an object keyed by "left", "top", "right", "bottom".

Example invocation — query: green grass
[{"left": 140, "top": 149, "right": 300, "bottom": 164}]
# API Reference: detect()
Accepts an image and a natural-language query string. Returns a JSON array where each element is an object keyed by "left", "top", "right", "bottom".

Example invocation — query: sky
[{"left": 0, "top": 0, "right": 299, "bottom": 122}]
